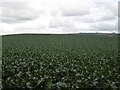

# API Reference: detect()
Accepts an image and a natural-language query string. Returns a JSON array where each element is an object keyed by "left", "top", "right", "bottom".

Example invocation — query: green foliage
[
  {"left": 0, "top": 36, "right": 2, "bottom": 89},
  {"left": 2, "top": 34, "right": 120, "bottom": 89}
]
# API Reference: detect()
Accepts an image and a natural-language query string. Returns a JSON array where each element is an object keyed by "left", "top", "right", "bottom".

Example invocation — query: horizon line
[{"left": 1, "top": 32, "right": 119, "bottom": 36}]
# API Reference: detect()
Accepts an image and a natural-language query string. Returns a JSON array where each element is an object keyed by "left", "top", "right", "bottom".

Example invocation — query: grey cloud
[
  {"left": 99, "top": 14, "right": 116, "bottom": 21},
  {"left": 73, "top": 15, "right": 116, "bottom": 24},
  {"left": 107, "top": 4, "right": 118, "bottom": 16},
  {"left": 118, "top": 2, "right": 120, "bottom": 17},
  {"left": 118, "top": 18, "right": 120, "bottom": 32},
  {"left": 0, "top": 2, "right": 39, "bottom": 24},
  {"left": 15, "top": 25, "right": 46, "bottom": 31},
  {"left": 96, "top": 2, "right": 118, "bottom": 16},
  {"left": 1, "top": 16, "right": 35, "bottom": 23},
  {"left": 81, "top": 18, "right": 95, "bottom": 23},
  {"left": 74, "top": 13, "right": 116, "bottom": 24},
  {"left": 91, "top": 23, "right": 117, "bottom": 31},
  {"left": 74, "top": 16, "right": 96, "bottom": 23},
  {"left": 50, "top": 10, "right": 61, "bottom": 17},
  {"left": 61, "top": 8, "right": 90, "bottom": 17},
  {"left": 49, "top": 19, "right": 73, "bottom": 28},
  {"left": 61, "top": 27, "right": 80, "bottom": 33}
]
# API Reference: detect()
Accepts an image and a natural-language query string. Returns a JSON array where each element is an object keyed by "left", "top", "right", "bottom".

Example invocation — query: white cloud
[
  {"left": 91, "top": 22, "right": 117, "bottom": 31},
  {"left": 49, "top": 17, "right": 73, "bottom": 28},
  {"left": 0, "top": 0, "right": 118, "bottom": 35},
  {"left": 61, "top": 6, "right": 91, "bottom": 16},
  {"left": 99, "top": 14, "right": 116, "bottom": 21},
  {"left": 0, "top": 1, "right": 40, "bottom": 23}
]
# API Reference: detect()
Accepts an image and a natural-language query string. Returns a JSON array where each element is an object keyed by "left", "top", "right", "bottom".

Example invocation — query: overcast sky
[{"left": 0, "top": 0, "right": 119, "bottom": 35}]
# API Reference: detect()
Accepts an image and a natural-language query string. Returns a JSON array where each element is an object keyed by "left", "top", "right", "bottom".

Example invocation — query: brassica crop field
[
  {"left": 2, "top": 34, "right": 120, "bottom": 89},
  {"left": 0, "top": 36, "right": 2, "bottom": 90}
]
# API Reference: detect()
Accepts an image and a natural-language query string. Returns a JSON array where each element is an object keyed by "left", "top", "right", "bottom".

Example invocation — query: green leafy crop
[{"left": 2, "top": 34, "right": 120, "bottom": 89}]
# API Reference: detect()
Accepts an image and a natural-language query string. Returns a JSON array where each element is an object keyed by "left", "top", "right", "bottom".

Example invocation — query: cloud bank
[{"left": 0, "top": 0, "right": 118, "bottom": 35}]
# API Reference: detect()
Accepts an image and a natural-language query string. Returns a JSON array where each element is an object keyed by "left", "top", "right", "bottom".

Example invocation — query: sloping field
[
  {"left": 2, "top": 34, "right": 120, "bottom": 89},
  {"left": 0, "top": 36, "right": 2, "bottom": 89}
]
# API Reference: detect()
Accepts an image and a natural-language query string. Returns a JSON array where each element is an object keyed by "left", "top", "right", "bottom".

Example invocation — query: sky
[{"left": 0, "top": 0, "right": 119, "bottom": 35}]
